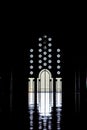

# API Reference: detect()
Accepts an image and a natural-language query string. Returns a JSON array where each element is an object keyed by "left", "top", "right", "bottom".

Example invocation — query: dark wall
[{"left": 0, "top": 9, "right": 86, "bottom": 129}]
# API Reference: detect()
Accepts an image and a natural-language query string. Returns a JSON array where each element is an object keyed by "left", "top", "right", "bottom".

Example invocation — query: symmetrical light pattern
[{"left": 28, "top": 35, "right": 62, "bottom": 130}]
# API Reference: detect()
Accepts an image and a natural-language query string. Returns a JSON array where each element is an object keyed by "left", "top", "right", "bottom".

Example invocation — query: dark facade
[{"left": 0, "top": 13, "right": 86, "bottom": 129}]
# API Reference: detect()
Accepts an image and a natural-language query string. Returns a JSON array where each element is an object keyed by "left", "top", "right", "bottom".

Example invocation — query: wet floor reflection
[
  {"left": 28, "top": 96, "right": 62, "bottom": 130},
  {"left": 28, "top": 107, "right": 62, "bottom": 130}
]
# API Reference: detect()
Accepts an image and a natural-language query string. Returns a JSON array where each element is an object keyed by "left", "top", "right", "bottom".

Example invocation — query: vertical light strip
[
  {"left": 28, "top": 78, "right": 35, "bottom": 107},
  {"left": 56, "top": 78, "right": 62, "bottom": 130},
  {"left": 56, "top": 78, "right": 62, "bottom": 107},
  {"left": 37, "top": 69, "right": 53, "bottom": 116},
  {"left": 49, "top": 78, "right": 53, "bottom": 110}
]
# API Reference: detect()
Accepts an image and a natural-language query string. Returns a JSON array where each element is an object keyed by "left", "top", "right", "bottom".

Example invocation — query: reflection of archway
[
  {"left": 37, "top": 69, "right": 53, "bottom": 116},
  {"left": 28, "top": 69, "right": 62, "bottom": 116}
]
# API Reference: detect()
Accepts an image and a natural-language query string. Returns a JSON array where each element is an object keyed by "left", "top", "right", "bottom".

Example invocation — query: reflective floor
[
  {"left": 29, "top": 107, "right": 62, "bottom": 130},
  {"left": 28, "top": 93, "right": 62, "bottom": 130}
]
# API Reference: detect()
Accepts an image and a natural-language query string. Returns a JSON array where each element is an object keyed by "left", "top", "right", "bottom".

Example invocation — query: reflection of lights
[
  {"left": 56, "top": 93, "right": 62, "bottom": 107},
  {"left": 40, "top": 93, "right": 51, "bottom": 116}
]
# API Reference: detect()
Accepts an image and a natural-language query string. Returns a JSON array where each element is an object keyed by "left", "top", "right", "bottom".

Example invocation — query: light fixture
[
  {"left": 30, "top": 49, "right": 33, "bottom": 52},
  {"left": 30, "top": 65, "right": 33, "bottom": 69},
  {"left": 38, "top": 37, "right": 42, "bottom": 41},
  {"left": 38, "top": 54, "right": 42, "bottom": 58},
  {"left": 57, "top": 65, "right": 61, "bottom": 69},
  {"left": 38, "top": 43, "right": 42, "bottom": 47},
  {"left": 57, "top": 60, "right": 60, "bottom": 63},
  {"left": 48, "top": 60, "right": 52, "bottom": 63},
  {"left": 38, "top": 60, "right": 42, "bottom": 63},
  {"left": 30, "top": 71, "right": 33, "bottom": 75},
  {"left": 48, "top": 65, "right": 52, "bottom": 69},
  {"left": 43, "top": 57, "right": 47, "bottom": 61},
  {"left": 38, "top": 65, "right": 42, "bottom": 69},
  {"left": 57, "top": 48, "right": 60, "bottom": 52},
  {"left": 48, "top": 49, "right": 52, "bottom": 52},
  {"left": 48, "top": 37, "right": 52, "bottom": 41},
  {"left": 30, "top": 60, "right": 33, "bottom": 63},
  {"left": 38, "top": 49, "right": 42, "bottom": 52},
  {"left": 48, "top": 43, "right": 52, "bottom": 47},
  {"left": 57, "top": 71, "right": 60, "bottom": 75},
  {"left": 30, "top": 54, "right": 33, "bottom": 58},
  {"left": 43, "top": 63, "right": 47, "bottom": 66},
  {"left": 43, "top": 51, "right": 47, "bottom": 55},
  {"left": 57, "top": 54, "right": 60, "bottom": 58},
  {"left": 48, "top": 54, "right": 52, "bottom": 58}
]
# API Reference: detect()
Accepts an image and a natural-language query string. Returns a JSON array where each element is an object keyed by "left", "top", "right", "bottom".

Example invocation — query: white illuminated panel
[
  {"left": 28, "top": 78, "right": 35, "bottom": 107},
  {"left": 37, "top": 69, "right": 53, "bottom": 116},
  {"left": 56, "top": 78, "right": 62, "bottom": 107}
]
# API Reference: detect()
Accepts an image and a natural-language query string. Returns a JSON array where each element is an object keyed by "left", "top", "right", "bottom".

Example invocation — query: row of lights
[
  {"left": 38, "top": 37, "right": 52, "bottom": 42},
  {"left": 29, "top": 36, "right": 61, "bottom": 76},
  {"left": 38, "top": 43, "right": 52, "bottom": 47},
  {"left": 38, "top": 35, "right": 52, "bottom": 70},
  {"left": 38, "top": 54, "right": 52, "bottom": 58},
  {"left": 57, "top": 48, "right": 61, "bottom": 75},
  {"left": 29, "top": 49, "right": 34, "bottom": 75},
  {"left": 38, "top": 49, "right": 52, "bottom": 52}
]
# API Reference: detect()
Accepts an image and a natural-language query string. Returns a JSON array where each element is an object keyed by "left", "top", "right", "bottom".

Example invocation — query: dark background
[{"left": 0, "top": 5, "right": 86, "bottom": 130}]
